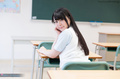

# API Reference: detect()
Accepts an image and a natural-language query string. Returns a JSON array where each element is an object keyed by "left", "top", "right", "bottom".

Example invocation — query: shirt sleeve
[{"left": 54, "top": 30, "right": 72, "bottom": 52}]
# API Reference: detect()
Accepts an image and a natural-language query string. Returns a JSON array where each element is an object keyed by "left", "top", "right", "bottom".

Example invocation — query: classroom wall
[{"left": 0, "top": 0, "right": 120, "bottom": 59}]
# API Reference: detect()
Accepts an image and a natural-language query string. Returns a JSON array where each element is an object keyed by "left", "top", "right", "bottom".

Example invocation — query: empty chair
[
  {"left": 107, "top": 45, "right": 120, "bottom": 70},
  {"left": 62, "top": 61, "right": 109, "bottom": 70}
]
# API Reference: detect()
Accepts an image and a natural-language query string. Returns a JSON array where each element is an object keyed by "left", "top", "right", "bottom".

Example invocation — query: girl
[{"left": 39, "top": 8, "right": 90, "bottom": 69}]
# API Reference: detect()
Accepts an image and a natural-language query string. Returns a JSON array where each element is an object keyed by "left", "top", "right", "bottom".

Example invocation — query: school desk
[
  {"left": 47, "top": 70, "right": 120, "bottom": 79},
  {"left": 30, "top": 40, "right": 53, "bottom": 79},
  {"left": 93, "top": 42, "right": 120, "bottom": 61},
  {"left": 36, "top": 48, "right": 102, "bottom": 79}
]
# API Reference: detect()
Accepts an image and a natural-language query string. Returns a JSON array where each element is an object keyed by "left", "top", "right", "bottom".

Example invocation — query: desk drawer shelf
[{"left": 107, "top": 47, "right": 116, "bottom": 52}]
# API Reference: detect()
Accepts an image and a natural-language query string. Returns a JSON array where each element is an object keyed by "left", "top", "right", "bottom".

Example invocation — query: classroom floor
[
  {"left": 0, "top": 60, "right": 115, "bottom": 79},
  {"left": 0, "top": 60, "right": 55, "bottom": 79}
]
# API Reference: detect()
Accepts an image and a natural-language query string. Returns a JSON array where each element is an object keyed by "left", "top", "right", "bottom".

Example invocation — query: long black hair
[{"left": 52, "top": 8, "right": 89, "bottom": 55}]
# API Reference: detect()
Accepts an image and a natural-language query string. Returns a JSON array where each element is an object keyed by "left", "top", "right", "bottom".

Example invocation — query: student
[{"left": 39, "top": 8, "right": 90, "bottom": 69}]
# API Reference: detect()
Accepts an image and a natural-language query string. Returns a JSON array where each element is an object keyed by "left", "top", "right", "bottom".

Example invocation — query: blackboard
[{"left": 32, "top": 0, "right": 120, "bottom": 23}]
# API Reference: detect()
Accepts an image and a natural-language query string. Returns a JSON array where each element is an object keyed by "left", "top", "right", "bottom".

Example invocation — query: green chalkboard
[{"left": 32, "top": 0, "right": 120, "bottom": 23}]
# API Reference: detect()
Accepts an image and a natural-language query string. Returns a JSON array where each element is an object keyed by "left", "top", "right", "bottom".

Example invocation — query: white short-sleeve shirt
[
  {"left": 54, "top": 27, "right": 90, "bottom": 69},
  {"left": 54, "top": 28, "right": 72, "bottom": 52}
]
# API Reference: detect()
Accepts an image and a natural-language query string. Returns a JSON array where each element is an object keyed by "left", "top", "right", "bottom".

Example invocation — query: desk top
[
  {"left": 31, "top": 41, "right": 53, "bottom": 46},
  {"left": 36, "top": 49, "right": 102, "bottom": 59},
  {"left": 93, "top": 42, "right": 120, "bottom": 47},
  {"left": 99, "top": 32, "right": 120, "bottom": 35},
  {"left": 47, "top": 70, "right": 120, "bottom": 79}
]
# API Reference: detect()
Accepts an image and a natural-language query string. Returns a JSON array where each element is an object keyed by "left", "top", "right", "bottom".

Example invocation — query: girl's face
[{"left": 54, "top": 17, "right": 70, "bottom": 32}]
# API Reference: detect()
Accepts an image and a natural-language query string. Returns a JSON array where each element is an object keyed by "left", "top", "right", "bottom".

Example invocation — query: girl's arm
[
  {"left": 51, "top": 37, "right": 58, "bottom": 49},
  {"left": 39, "top": 46, "right": 60, "bottom": 58},
  {"left": 51, "top": 27, "right": 61, "bottom": 50}
]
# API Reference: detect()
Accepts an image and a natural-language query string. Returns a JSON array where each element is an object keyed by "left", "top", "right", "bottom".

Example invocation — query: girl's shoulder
[{"left": 61, "top": 28, "right": 72, "bottom": 36}]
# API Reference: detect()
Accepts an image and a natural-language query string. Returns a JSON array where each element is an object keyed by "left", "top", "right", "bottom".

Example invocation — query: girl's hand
[
  {"left": 55, "top": 27, "right": 61, "bottom": 35},
  {"left": 39, "top": 46, "right": 47, "bottom": 54}
]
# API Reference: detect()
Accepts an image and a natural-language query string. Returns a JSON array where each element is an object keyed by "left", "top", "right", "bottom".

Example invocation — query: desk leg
[
  {"left": 98, "top": 46, "right": 101, "bottom": 55},
  {"left": 39, "top": 58, "right": 44, "bottom": 79},
  {"left": 11, "top": 40, "right": 14, "bottom": 72},
  {"left": 95, "top": 45, "right": 100, "bottom": 61},
  {"left": 98, "top": 46, "right": 104, "bottom": 61},
  {"left": 35, "top": 55, "right": 39, "bottom": 79},
  {"left": 95, "top": 45, "right": 98, "bottom": 53},
  {"left": 31, "top": 46, "right": 37, "bottom": 79}
]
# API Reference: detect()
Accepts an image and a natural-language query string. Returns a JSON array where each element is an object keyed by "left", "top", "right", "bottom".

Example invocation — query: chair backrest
[
  {"left": 62, "top": 62, "right": 109, "bottom": 70},
  {"left": 37, "top": 42, "right": 53, "bottom": 49}
]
